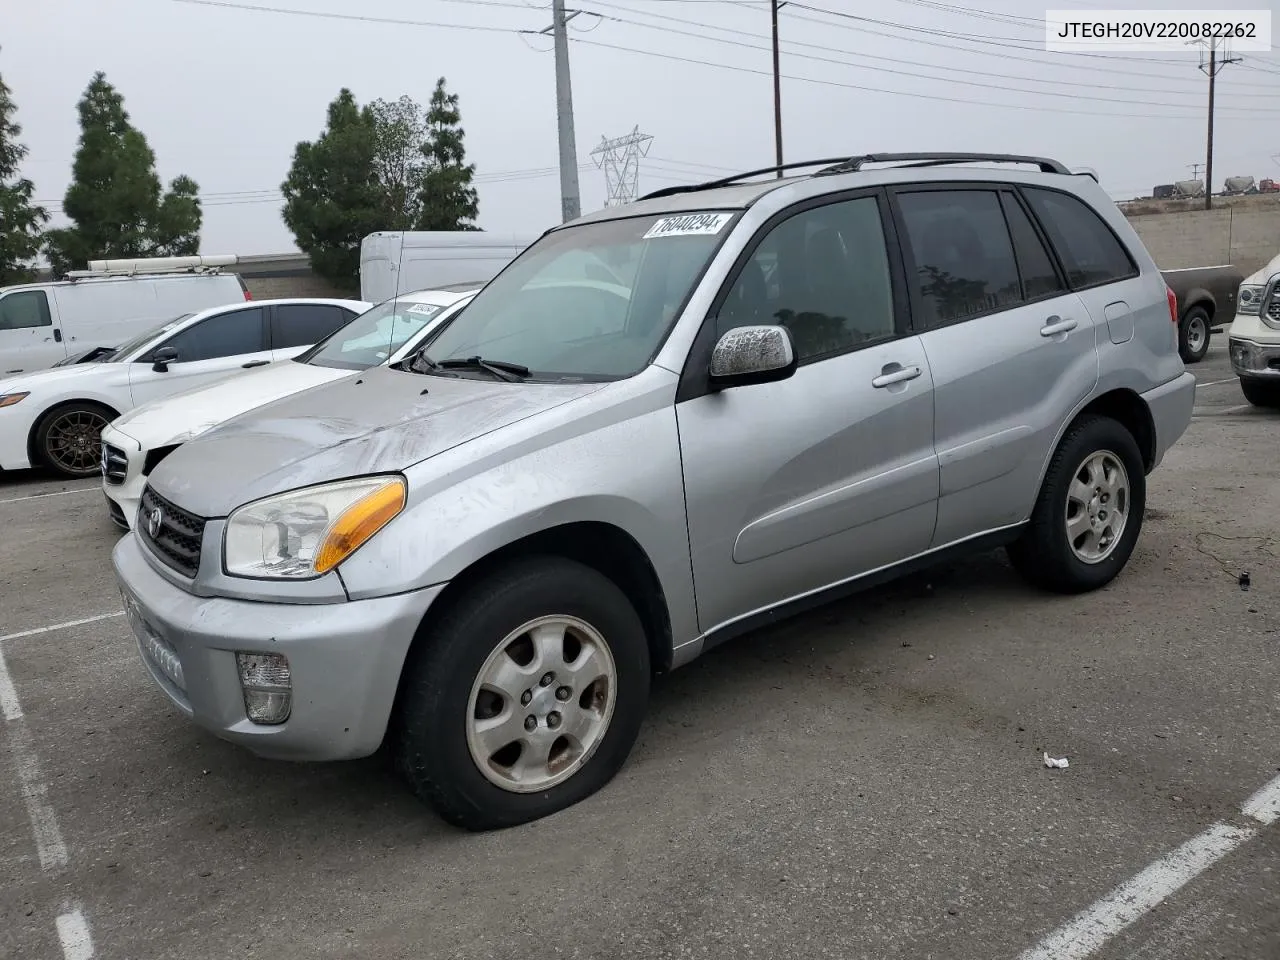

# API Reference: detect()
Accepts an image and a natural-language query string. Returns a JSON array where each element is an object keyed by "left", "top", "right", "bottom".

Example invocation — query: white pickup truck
[{"left": 1227, "top": 252, "right": 1280, "bottom": 407}]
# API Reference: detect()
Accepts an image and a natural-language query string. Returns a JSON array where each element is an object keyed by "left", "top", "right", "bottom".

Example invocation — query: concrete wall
[
  {"left": 235, "top": 252, "right": 355, "bottom": 300},
  {"left": 1122, "top": 196, "right": 1280, "bottom": 276}
]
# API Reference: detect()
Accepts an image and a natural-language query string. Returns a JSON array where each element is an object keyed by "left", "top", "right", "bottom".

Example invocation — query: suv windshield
[
  {"left": 418, "top": 212, "right": 736, "bottom": 382},
  {"left": 108, "top": 315, "right": 194, "bottom": 361},
  {"left": 303, "top": 298, "right": 454, "bottom": 371}
]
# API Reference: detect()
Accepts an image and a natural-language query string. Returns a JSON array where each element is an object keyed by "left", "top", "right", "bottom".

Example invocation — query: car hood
[
  {"left": 1244, "top": 252, "right": 1280, "bottom": 286},
  {"left": 110, "top": 360, "right": 349, "bottom": 447},
  {"left": 147, "top": 365, "right": 605, "bottom": 517},
  {"left": 0, "top": 361, "right": 119, "bottom": 394}
]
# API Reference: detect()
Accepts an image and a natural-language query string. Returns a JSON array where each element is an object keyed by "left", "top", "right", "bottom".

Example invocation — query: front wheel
[
  {"left": 394, "top": 555, "right": 651, "bottom": 831},
  {"left": 34, "top": 402, "right": 115, "bottom": 478},
  {"left": 1178, "top": 305, "right": 1211, "bottom": 364},
  {"left": 1007, "top": 415, "right": 1146, "bottom": 594}
]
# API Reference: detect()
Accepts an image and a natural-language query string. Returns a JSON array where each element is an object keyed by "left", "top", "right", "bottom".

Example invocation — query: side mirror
[
  {"left": 708, "top": 324, "right": 797, "bottom": 390},
  {"left": 151, "top": 346, "right": 179, "bottom": 373}
]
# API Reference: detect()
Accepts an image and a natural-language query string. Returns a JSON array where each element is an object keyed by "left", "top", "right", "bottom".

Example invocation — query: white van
[
  {"left": 359, "top": 231, "right": 538, "bottom": 303},
  {"left": 0, "top": 256, "right": 249, "bottom": 377}
]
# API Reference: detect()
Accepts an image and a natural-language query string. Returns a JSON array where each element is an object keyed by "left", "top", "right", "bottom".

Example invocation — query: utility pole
[
  {"left": 1197, "top": 36, "right": 1241, "bottom": 210},
  {"left": 543, "top": 0, "right": 582, "bottom": 222},
  {"left": 1188, "top": 162, "right": 1202, "bottom": 181},
  {"left": 771, "top": 0, "right": 783, "bottom": 177}
]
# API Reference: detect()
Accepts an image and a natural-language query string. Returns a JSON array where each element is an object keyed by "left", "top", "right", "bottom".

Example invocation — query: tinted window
[
  {"left": 718, "top": 196, "right": 895, "bottom": 361},
  {"left": 156, "top": 307, "right": 266, "bottom": 362},
  {"left": 0, "top": 291, "right": 52, "bottom": 331},
  {"left": 897, "top": 189, "right": 1023, "bottom": 327},
  {"left": 1000, "top": 193, "right": 1065, "bottom": 300},
  {"left": 272, "top": 304, "right": 353, "bottom": 350},
  {"left": 1022, "top": 187, "right": 1137, "bottom": 288},
  {"left": 306, "top": 298, "right": 457, "bottom": 370}
]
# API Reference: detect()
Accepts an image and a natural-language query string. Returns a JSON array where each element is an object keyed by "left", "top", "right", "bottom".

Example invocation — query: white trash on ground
[{"left": 1043, "top": 752, "right": 1070, "bottom": 769}]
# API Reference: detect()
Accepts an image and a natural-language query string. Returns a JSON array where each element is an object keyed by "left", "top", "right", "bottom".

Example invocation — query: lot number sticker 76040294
[{"left": 642, "top": 213, "right": 734, "bottom": 239}]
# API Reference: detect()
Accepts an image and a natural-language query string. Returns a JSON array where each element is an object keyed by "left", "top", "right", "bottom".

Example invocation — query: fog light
[{"left": 236, "top": 652, "right": 292, "bottom": 725}]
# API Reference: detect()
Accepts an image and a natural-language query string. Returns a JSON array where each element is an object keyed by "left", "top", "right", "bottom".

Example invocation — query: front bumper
[
  {"left": 100, "top": 425, "right": 145, "bottom": 530},
  {"left": 1228, "top": 337, "right": 1280, "bottom": 379},
  {"left": 112, "top": 532, "right": 445, "bottom": 761}
]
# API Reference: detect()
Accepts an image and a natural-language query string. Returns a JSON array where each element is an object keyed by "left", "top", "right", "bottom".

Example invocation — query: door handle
[
  {"left": 871, "top": 364, "right": 923, "bottom": 388},
  {"left": 242, "top": 360, "right": 269, "bottom": 368},
  {"left": 1040, "top": 315, "right": 1078, "bottom": 337}
]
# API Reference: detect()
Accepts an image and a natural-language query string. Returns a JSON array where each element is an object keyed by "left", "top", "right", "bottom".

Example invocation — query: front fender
[{"left": 335, "top": 399, "right": 699, "bottom": 651}]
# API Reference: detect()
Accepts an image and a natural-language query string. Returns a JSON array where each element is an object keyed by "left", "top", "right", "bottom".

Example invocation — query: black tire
[
  {"left": 394, "top": 555, "right": 651, "bottom": 831},
  {"left": 1007, "top": 415, "right": 1146, "bottom": 595},
  {"left": 1178, "top": 305, "right": 1211, "bottom": 364},
  {"left": 1240, "top": 378, "right": 1280, "bottom": 409},
  {"left": 33, "top": 401, "right": 116, "bottom": 478}
]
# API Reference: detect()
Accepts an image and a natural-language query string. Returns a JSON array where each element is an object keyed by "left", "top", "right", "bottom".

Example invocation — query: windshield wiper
[{"left": 435, "top": 356, "right": 530, "bottom": 382}]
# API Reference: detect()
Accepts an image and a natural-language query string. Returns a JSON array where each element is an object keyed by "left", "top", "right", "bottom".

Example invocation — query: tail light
[
  {"left": 1166, "top": 286, "right": 1177, "bottom": 325},
  {"left": 243, "top": 289, "right": 253, "bottom": 301}
]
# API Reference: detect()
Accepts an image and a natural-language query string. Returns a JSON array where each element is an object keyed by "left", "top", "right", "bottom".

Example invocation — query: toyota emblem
[{"left": 147, "top": 507, "right": 164, "bottom": 539}]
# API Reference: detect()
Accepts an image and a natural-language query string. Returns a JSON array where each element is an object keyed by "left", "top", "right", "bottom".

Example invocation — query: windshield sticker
[
  {"left": 642, "top": 213, "right": 734, "bottom": 240},
  {"left": 406, "top": 303, "right": 440, "bottom": 316}
]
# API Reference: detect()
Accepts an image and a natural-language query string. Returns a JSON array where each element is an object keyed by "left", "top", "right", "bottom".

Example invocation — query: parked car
[
  {"left": 1161, "top": 264, "right": 1244, "bottom": 363},
  {"left": 360, "top": 233, "right": 537, "bottom": 303},
  {"left": 0, "top": 256, "right": 250, "bottom": 377},
  {"left": 113, "top": 152, "right": 1195, "bottom": 831},
  {"left": 0, "top": 297, "right": 369, "bottom": 478},
  {"left": 1227, "top": 251, "right": 1280, "bottom": 406},
  {"left": 101, "top": 285, "right": 480, "bottom": 529}
]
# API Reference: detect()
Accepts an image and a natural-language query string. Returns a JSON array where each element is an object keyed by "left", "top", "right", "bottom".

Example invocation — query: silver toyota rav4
[{"left": 113, "top": 153, "right": 1197, "bottom": 830}]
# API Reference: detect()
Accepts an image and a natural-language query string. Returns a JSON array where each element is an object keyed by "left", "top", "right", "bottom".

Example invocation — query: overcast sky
[{"left": 5, "top": 0, "right": 1279, "bottom": 255}]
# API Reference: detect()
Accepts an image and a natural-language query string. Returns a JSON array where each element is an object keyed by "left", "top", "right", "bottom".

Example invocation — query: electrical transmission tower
[{"left": 590, "top": 127, "right": 654, "bottom": 207}]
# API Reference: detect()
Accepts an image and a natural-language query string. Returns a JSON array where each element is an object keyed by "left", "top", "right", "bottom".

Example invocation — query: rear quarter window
[{"left": 1021, "top": 187, "right": 1138, "bottom": 289}]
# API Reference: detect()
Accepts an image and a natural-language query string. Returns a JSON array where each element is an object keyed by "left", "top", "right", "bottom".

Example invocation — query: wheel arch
[
  {"left": 26, "top": 397, "right": 122, "bottom": 467},
  {"left": 1180, "top": 289, "right": 1216, "bottom": 322},
  {"left": 1043, "top": 389, "right": 1157, "bottom": 488},
  {"left": 390, "top": 520, "right": 676, "bottom": 729}
]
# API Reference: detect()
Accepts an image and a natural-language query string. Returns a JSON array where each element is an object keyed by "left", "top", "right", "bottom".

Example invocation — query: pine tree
[
  {"left": 0, "top": 66, "right": 49, "bottom": 285},
  {"left": 417, "top": 78, "right": 480, "bottom": 231},
  {"left": 280, "top": 89, "right": 383, "bottom": 290},
  {"left": 44, "top": 72, "right": 202, "bottom": 276}
]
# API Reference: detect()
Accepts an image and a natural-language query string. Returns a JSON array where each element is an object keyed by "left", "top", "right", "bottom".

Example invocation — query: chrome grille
[
  {"left": 101, "top": 442, "right": 128, "bottom": 485},
  {"left": 137, "top": 486, "right": 206, "bottom": 578},
  {"left": 1268, "top": 297, "right": 1280, "bottom": 324}
]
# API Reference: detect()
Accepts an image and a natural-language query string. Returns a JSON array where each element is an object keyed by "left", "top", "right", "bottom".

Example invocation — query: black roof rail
[
  {"left": 636, "top": 157, "right": 854, "bottom": 202},
  {"left": 814, "top": 152, "right": 1070, "bottom": 176}
]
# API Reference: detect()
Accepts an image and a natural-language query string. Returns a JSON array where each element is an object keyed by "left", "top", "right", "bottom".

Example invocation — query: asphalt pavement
[{"left": 1, "top": 337, "right": 1277, "bottom": 960}]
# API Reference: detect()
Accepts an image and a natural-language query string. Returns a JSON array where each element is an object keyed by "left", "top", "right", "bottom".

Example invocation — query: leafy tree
[
  {"left": 418, "top": 77, "right": 479, "bottom": 231},
  {"left": 281, "top": 88, "right": 382, "bottom": 290},
  {"left": 369, "top": 94, "right": 428, "bottom": 230},
  {"left": 44, "top": 72, "right": 202, "bottom": 276},
  {"left": 0, "top": 65, "right": 49, "bottom": 285}
]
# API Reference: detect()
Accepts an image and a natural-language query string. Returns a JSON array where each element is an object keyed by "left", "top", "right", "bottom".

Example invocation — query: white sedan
[
  {"left": 100, "top": 285, "right": 478, "bottom": 529},
  {"left": 0, "top": 297, "right": 369, "bottom": 480}
]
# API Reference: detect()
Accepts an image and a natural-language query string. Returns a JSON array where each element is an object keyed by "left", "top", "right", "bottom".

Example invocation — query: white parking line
[
  {"left": 0, "top": 486, "right": 98, "bottom": 506},
  {"left": 56, "top": 906, "right": 95, "bottom": 960},
  {"left": 10, "top": 722, "right": 68, "bottom": 871},
  {"left": 1196, "top": 377, "right": 1238, "bottom": 388},
  {"left": 1017, "top": 771, "right": 1280, "bottom": 960},
  {"left": 0, "top": 643, "right": 21, "bottom": 720},
  {"left": 0, "top": 612, "right": 124, "bottom": 645}
]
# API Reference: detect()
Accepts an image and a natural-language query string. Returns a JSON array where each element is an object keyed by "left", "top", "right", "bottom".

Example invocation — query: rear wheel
[
  {"left": 1007, "top": 415, "right": 1145, "bottom": 594},
  {"left": 394, "top": 555, "right": 651, "bottom": 831},
  {"left": 34, "top": 401, "right": 115, "bottom": 478},
  {"left": 1178, "top": 305, "right": 1211, "bottom": 364},
  {"left": 1240, "top": 378, "right": 1280, "bottom": 409}
]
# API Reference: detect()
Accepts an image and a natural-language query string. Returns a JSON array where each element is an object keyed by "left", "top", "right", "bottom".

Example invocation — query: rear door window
[
  {"left": 0, "top": 291, "right": 52, "bottom": 330},
  {"left": 1021, "top": 187, "right": 1138, "bottom": 288},
  {"left": 272, "top": 304, "right": 354, "bottom": 349},
  {"left": 154, "top": 307, "right": 267, "bottom": 362},
  {"left": 999, "top": 192, "right": 1066, "bottom": 300},
  {"left": 895, "top": 188, "right": 1022, "bottom": 328}
]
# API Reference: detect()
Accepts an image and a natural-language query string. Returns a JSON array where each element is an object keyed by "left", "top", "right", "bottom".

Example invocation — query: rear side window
[
  {"left": 896, "top": 189, "right": 1022, "bottom": 327},
  {"left": 272, "top": 304, "right": 354, "bottom": 349},
  {"left": 1021, "top": 187, "right": 1137, "bottom": 288},
  {"left": 155, "top": 307, "right": 267, "bottom": 362},
  {"left": 0, "top": 291, "right": 52, "bottom": 330},
  {"left": 999, "top": 193, "right": 1065, "bottom": 300}
]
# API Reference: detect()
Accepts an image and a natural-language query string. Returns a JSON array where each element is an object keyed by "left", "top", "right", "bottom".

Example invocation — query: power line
[
  {"left": 163, "top": 0, "right": 529, "bottom": 32},
  {"left": 584, "top": 0, "right": 1280, "bottom": 106}
]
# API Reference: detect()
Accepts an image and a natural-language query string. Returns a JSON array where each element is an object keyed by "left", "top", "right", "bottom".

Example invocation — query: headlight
[
  {"left": 223, "top": 475, "right": 407, "bottom": 579},
  {"left": 0, "top": 392, "right": 29, "bottom": 408},
  {"left": 1238, "top": 284, "right": 1263, "bottom": 315}
]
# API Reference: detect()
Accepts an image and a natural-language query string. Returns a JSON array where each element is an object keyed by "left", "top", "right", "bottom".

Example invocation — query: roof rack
[
  {"left": 636, "top": 152, "right": 1073, "bottom": 202},
  {"left": 64, "top": 254, "right": 240, "bottom": 280}
]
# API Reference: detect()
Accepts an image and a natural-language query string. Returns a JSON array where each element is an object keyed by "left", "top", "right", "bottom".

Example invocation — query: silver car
[{"left": 112, "top": 153, "right": 1196, "bottom": 830}]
